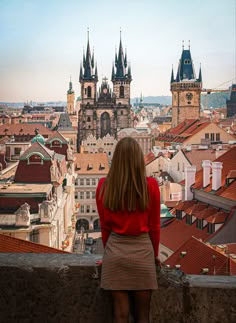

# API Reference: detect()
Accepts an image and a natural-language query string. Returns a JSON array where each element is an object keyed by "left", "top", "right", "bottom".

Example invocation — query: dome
[{"left": 31, "top": 133, "right": 45, "bottom": 145}]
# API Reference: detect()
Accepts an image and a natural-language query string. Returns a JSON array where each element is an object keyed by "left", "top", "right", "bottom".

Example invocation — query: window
[
  {"left": 80, "top": 179, "right": 84, "bottom": 185},
  {"left": 196, "top": 219, "right": 203, "bottom": 230},
  {"left": 80, "top": 192, "right": 84, "bottom": 199},
  {"left": 205, "top": 133, "right": 209, "bottom": 139},
  {"left": 87, "top": 86, "right": 92, "bottom": 98},
  {"left": 186, "top": 214, "right": 192, "bottom": 225},
  {"left": 208, "top": 223, "right": 215, "bottom": 234},
  {"left": 30, "top": 230, "right": 39, "bottom": 243},
  {"left": 86, "top": 191, "right": 90, "bottom": 199},
  {"left": 216, "top": 133, "right": 220, "bottom": 141},
  {"left": 92, "top": 179, "right": 96, "bottom": 185},
  {"left": 177, "top": 162, "right": 180, "bottom": 171},
  {"left": 14, "top": 147, "right": 21, "bottom": 155},
  {"left": 28, "top": 154, "right": 42, "bottom": 165},
  {"left": 86, "top": 205, "right": 90, "bottom": 213},
  {"left": 121, "top": 110, "right": 123, "bottom": 115},
  {"left": 120, "top": 86, "right": 124, "bottom": 98},
  {"left": 86, "top": 179, "right": 90, "bottom": 186},
  {"left": 87, "top": 116, "right": 91, "bottom": 122},
  {"left": 92, "top": 191, "right": 96, "bottom": 199},
  {"left": 75, "top": 193, "right": 78, "bottom": 199},
  {"left": 176, "top": 210, "right": 182, "bottom": 220},
  {"left": 51, "top": 140, "right": 61, "bottom": 147},
  {"left": 80, "top": 205, "right": 84, "bottom": 213},
  {"left": 210, "top": 133, "right": 215, "bottom": 142},
  {"left": 182, "top": 163, "right": 185, "bottom": 172}
]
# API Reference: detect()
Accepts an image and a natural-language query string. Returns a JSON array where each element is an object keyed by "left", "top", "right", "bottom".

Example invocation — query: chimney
[
  {"left": 202, "top": 160, "right": 211, "bottom": 188},
  {"left": 212, "top": 162, "right": 223, "bottom": 191},
  {"left": 184, "top": 165, "right": 196, "bottom": 200}
]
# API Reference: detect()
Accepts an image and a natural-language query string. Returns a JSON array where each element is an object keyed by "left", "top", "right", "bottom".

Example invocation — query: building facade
[
  {"left": 78, "top": 33, "right": 132, "bottom": 151},
  {"left": 171, "top": 43, "right": 202, "bottom": 127}
]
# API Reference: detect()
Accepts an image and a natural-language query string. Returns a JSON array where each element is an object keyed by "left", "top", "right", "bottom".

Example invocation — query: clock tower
[{"left": 171, "top": 42, "right": 202, "bottom": 127}]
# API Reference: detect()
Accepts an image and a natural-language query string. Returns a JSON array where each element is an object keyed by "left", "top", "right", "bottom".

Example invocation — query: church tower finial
[
  {"left": 188, "top": 40, "right": 190, "bottom": 49},
  {"left": 182, "top": 40, "right": 184, "bottom": 50}
]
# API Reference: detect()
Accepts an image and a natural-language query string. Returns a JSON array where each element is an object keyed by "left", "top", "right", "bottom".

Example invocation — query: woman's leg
[
  {"left": 111, "top": 290, "right": 129, "bottom": 323},
  {"left": 132, "top": 290, "right": 152, "bottom": 323}
]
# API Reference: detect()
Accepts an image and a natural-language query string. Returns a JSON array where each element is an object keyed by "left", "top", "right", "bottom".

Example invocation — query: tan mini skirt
[{"left": 101, "top": 232, "right": 158, "bottom": 290}]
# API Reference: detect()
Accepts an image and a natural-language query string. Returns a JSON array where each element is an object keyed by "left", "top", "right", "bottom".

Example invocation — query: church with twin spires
[{"left": 77, "top": 32, "right": 132, "bottom": 151}]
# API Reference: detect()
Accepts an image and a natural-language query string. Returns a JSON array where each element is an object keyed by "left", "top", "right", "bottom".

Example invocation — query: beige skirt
[{"left": 101, "top": 232, "right": 158, "bottom": 290}]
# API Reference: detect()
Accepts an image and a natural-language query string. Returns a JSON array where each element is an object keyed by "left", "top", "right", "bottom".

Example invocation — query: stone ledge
[{"left": 0, "top": 254, "right": 236, "bottom": 323}]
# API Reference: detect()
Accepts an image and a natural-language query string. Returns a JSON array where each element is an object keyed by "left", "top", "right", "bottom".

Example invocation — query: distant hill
[
  {"left": 131, "top": 92, "right": 230, "bottom": 108},
  {"left": 201, "top": 92, "right": 229, "bottom": 109},
  {"left": 131, "top": 96, "right": 171, "bottom": 105}
]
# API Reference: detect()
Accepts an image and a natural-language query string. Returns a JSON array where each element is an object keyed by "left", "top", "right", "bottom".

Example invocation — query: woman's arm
[
  {"left": 96, "top": 178, "right": 111, "bottom": 247},
  {"left": 148, "top": 179, "right": 161, "bottom": 257}
]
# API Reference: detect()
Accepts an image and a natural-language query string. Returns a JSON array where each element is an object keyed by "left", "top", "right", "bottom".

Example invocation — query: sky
[{"left": 0, "top": 0, "right": 235, "bottom": 102}]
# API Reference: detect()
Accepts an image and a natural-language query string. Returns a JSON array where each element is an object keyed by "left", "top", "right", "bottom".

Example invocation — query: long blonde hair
[{"left": 102, "top": 137, "right": 149, "bottom": 212}]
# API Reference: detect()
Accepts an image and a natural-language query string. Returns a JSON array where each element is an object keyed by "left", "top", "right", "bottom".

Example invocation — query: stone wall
[{"left": 0, "top": 254, "right": 236, "bottom": 323}]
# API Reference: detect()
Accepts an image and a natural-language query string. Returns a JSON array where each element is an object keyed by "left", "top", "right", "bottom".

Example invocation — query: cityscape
[{"left": 0, "top": 0, "right": 236, "bottom": 322}]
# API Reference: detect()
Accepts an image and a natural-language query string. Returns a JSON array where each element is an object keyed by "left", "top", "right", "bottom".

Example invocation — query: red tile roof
[
  {"left": 182, "top": 149, "right": 220, "bottom": 171},
  {"left": 164, "top": 237, "right": 232, "bottom": 275},
  {"left": 185, "top": 202, "right": 207, "bottom": 215},
  {"left": 192, "top": 147, "right": 236, "bottom": 200},
  {"left": 0, "top": 124, "right": 53, "bottom": 137},
  {"left": 0, "top": 234, "right": 69, "bottom": 253},
  {"left": 195, "top": 207, "right": 219, "bottom": 220},
  {"left": 175, "top": 200, "right": 197, "bottom": 211},
  {"left": 207, "top": 211, "right": 229, "bottom": 224},
  {"left": 160, "top": 218, "right": 211, "bottom": 252},
  {"left": 144, "top": 152, "right": 156, "bottom": 165}
]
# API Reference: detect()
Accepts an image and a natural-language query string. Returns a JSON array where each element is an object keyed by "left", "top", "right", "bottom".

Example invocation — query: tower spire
[
  {"left": 198, "top": 63, "right": 202, "bottom": 83},
  {"left": 170, "top": 65, "right": 174, "bottom": 83}
]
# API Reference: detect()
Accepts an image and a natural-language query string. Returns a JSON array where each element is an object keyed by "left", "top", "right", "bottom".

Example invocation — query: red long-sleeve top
[{"left": 96, "top": 177, "right": 161, "bottom": 257}]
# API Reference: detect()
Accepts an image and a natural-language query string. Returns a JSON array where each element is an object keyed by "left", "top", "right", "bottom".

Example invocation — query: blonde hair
[{"left": 102, "top": 137, "right": 149, "bottom": 212}]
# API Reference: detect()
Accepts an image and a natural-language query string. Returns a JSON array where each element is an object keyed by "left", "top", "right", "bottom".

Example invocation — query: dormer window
[
  {"left": 196, "top": 219, "right": 203, "bottom": 230},
  {"left": 100, "top": 163, "right": 105, "bottom": 170},
  {"left": 28, "top": 154, "right": 43, "bottom": 165},
  {"left": 51, "top": 140, "right": 62, "bottom": 148},
  {"left": 186, "top": 214, "right": 192, "bottom": 225},
  {"left": 87, "top": 163, "right": 93, "bottom": 170},
  {"left": 176, "top": 210, "right": 182, "bottom": 220},
  {"left": 208, "top": 223, "right": 215, "bottom": 234},
  {"left": 184, "top": 59, "right": 191, "bottom": 64}
]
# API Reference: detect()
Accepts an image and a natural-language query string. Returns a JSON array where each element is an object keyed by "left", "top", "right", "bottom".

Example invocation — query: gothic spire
[
  {"left": 198, "top": 64, "right": 202, "bottom": 83},
  {"left": 170, "top": 65, "right": 174, "bottom": 83},
  {"left": 80, "top": 30, "right": 98, "bottom": 82},
  {"left": 112, "top": 31, "right": 132, "bottom": 82},
  {"left": 67, "top": 76, "right": 74, "bottom": 94}
]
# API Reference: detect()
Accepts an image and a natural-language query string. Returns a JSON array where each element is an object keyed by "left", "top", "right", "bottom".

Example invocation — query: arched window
[
  {"left": 120, "top": 86, "right": 124, "bottom": 98},
  {"left": 87, "top": 86, "right": 92, "bottom": 98},
  {"left": 121, "top": 110, "right": 123, "bottom": 115},
  {"left": 87, "top": 116, "right": 91, "bottom": 122}
]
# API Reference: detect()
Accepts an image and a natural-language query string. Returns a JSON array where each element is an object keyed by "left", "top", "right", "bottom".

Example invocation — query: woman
[{"left": 96, "top": 137, "right": 160, "bottom": 323}]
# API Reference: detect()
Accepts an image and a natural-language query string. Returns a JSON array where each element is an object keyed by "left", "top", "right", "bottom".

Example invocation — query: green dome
[{"left": 32, "top": 133, "right": 45, "bottom": 145}]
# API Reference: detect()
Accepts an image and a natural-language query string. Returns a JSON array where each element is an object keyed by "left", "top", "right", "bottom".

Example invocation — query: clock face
[
  {"left": 103, "top": 88, "right": 108, "bottom": 94},
  {"left": 186, "top": 92, "right": 193, "bottom": 101}
]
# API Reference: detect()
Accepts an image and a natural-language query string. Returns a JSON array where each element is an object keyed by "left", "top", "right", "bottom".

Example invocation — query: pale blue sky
[{"left": 0, "top": 0, "right": 235, "bottom": 102}]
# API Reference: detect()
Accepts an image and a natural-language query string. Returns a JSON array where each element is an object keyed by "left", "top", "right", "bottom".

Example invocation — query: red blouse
[{"left": 96, "top": 177, "right": 160, "bottom": 257}]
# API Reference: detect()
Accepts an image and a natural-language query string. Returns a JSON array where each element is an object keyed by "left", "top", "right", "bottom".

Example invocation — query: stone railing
[{"left": 0, "top": 254, "right": 236, "bottom": 323}]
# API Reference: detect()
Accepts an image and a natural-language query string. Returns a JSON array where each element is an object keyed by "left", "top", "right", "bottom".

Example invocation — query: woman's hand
[
  {"left": 155, "top": 257, "right": 162, "bottom": 268},
  {"left": 96, "top": 259, "right": 103, "bottom": 266}
]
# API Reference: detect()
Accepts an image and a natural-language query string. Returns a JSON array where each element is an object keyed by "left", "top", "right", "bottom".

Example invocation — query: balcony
[{"left": 0, "top": 253, "right": 235, "bottom": 322}]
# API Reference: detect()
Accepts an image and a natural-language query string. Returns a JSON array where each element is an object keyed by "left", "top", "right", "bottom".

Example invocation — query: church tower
[
  {"left": 171, "top": 42, "right": 202, "bottom": 127},
  {"left": 111, "top": 32, "right": 132, "bottom": 130},
  {"left": 67, "top": 77, "right": 75, "bottom": 114},
  {"left": 78, "top": 31, "right": 98, "bottom": 150}
]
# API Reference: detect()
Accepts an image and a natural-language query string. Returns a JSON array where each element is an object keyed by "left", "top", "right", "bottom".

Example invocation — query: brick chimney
[
  {"left": 184, "top": 165, "right": 196, "bottom": 200},
  {"left": 212, "top": 162, "right": 223, "bottom": 191},
  {"left": 202, "top": 160, "right": 211, "bottom": 188}
]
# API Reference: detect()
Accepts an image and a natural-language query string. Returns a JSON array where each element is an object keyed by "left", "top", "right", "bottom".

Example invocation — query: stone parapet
[{"left": 0, "top": 254, "right": 235, "bottom": 323}]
